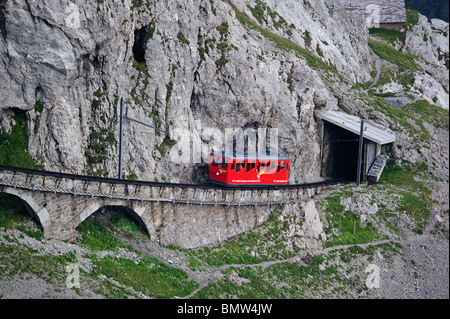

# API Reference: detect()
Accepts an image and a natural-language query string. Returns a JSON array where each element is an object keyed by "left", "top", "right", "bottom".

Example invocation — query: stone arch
[
  {"left": 76, "top": 199, "right": 151, "bottom": 238},
  {"left": 0, "top": 189, "right": 46, "bottom": 232}
]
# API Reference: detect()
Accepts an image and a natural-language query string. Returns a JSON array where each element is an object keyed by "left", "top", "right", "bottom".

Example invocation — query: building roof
[
  {"left": 339, "top": 0, "right": 406, "bottom": 24},
  {"left": 315, "top": 110, "right": 396, "bottom": 145}
]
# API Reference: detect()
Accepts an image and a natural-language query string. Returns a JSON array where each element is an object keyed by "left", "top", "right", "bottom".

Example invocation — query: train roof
[{"left": 211, "top": 151, "right": 289, "bottom": 161}]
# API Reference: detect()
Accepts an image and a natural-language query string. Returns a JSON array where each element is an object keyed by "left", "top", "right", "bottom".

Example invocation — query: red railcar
[{"left": 209, "top": 151, "right": 289, "bottom": 186}]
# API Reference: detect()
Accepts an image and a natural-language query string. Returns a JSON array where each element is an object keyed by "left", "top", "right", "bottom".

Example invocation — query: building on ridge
[{"left": 339, "top": 0, "right": 407, "bottom": 30}]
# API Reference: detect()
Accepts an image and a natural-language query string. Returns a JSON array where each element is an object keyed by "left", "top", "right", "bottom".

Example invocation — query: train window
[
  {"left": 220, "top": 158, "right": 228, "bottom": 169},
  {"left": 236, "top": 161, "right": 245, "bottom": 172},
  {"left": 277, "top": 161, "right": 285, "bottom": 172},
  {"left": 269, "top": 161, "right": 275, "bottom": 172},
  {"left": 246, "top": 161, "right": 255, "bottom": 173},
  {"left": 257, "top": 162, "right": 261, "bottom": 172},
  {"left": 231, "top": 161, "right": 235, "bottom": 170},
  {"left": 258, "top": 161, "right": 266, "bottom": 172},
  {"left": 211, "top": 156, "right": 220, "bottom": 167}
]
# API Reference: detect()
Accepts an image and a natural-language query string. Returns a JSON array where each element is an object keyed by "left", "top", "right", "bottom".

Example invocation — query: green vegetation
[
  {"left": 165, "top": 81, "right": 173, "bottom": 104},
  {"left": 155, "top": 135, "right": 177, "bottom": 157},
  {"left": 0, "top": 202, "right": 199, "bottom": 298},
  {"left": 34, "top": 101, "right": 44, "bottom": 113},
  {"left": 179, "top": 205, "right": 299, "bottom": 268},
  {"left": 0, "top": 114, "right": 42, "bottom": 169},
  {"left": 368, "top": 41, "right": 421, "bottom": 74},
  {"left": 191, "top": 246, "right": 382, "bottom": 299},
  {"left": 437, "top": 47, "right": 449, "bottom": 70},
  {"left": 215, "top": 22, "right": 230, "bottom": 72},
  {"left": 324, "top": 192, "right": 379, "bottom": 247},
  {"left": 85, "top": 127, "right": 115, "bottom": 166},
  {"left": 404, "top": 9, "right": 420, "bottom": 30},
  {"left": 111, "top": 213, "right": 142, "bottom": 234},
  {"left": 0, "top": 193, "right": 43, "bottom": 240},
  {"left": 0, "top": 241, "right": 77, "bottom": 284},
  {"left": 375, "top": 159, "right": 434, "bottom": 234},
  {"left": 92, "top": 255, "right": 198, "bottom": 298},
  {"left": 235, "top": 11, "right": 339, "bottom": 76},
  {"left": 132, "top": 59, "right": 148, "bottom": 73},
  {"left": 366, "top": 10, "right": 425, "bottom": 89},
  {"left": 76, "top": 218, "right": 128, "bottom": 252},
  {"left": 247, "top": 0, "right": 295, "bottom": 35},
  {"left": 91, "top": 89, "right": 103, "bottom": 110},
  {"left": 405, "top": 99, "right": 449, "bottom": 130},
  {"left": 75, "top": 212, "right": 197, "bottom": 298},
  {"left": 369, "top": 28, "right": 406, "bottom": 45},
  {"left": 304, "top": 31, "right": 312, "bottom": 48},
  {"left": 365, "top": 97, "right": 448, "bottom": 143},
  {"left": 177, "top": 32, "right": 190, "bottom": 46},
  {"left": 124, "top": 173, "right": 138, "bottom": 181}
]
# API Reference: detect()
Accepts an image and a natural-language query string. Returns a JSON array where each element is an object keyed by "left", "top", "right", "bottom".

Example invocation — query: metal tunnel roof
[{"left": 315, "top": 110, "right": 396, "bottom": 145}]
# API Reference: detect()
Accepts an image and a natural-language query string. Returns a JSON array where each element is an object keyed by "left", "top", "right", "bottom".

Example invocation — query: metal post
[
  {"left": 356, "top": 120, "right": 364, "bottom": 186},
  {"left": 118, "top": 97, "right": 124, "bottom": 179}
]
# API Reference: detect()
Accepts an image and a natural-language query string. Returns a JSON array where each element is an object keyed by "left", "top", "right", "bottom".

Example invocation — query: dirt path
[{"left": 181, "top": 212, "right": 448, "bottom": 299}]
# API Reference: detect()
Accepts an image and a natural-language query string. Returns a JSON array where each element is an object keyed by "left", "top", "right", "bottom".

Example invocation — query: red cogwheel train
[{"left": 209, "top": 150, "right": 289, "bottom": 186}]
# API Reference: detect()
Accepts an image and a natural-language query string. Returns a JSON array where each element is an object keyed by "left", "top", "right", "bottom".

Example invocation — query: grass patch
[
  {"left": 369, "top": 28, "right": 406, "bottom": 45},
  {"left": 92, "top": 255, "right": 198, "bottom": 298},
  {"left": 368, "top": 40, "right": 421, "bottom": 88},
  {"left": 0, "top": 244, "right": 75, "bottom": 284},
  {"left": 365, "top": 97, "right": 440, "bottom": 144},
  {"left": 0, "top": 193, "right": 43, "bottom": 240},
  {"left": 368, "top": 41, "right": 420, "bottom": 73},
  {"left": 192, "top": 253, "right": 360, "bottom": 299},
  {"left": 185, "top": 207, "right": 296, "bottom": 267},
  {"left": 323, "top": 194, "right": 379, "bottom": 248},
  {"left": 132, "top": 59, "right": 148, "bottom": 73},
  {"left": 379, "top": 159, "right": 433, "bottom": 231},
  {"left": 0, "top": 115, "right": 42, "bottom": 169},
  {"left": 155, "top": 136, "right": 176, "bottom": 157},
  {"left": 404, "top": 9, "right": 419, "bottom": 31},
  {"left": 111, "top": 213, "right": 143, "bottom": 235},
  {"left": 235, "top": 11, "right": 339, "bottom": 76},
  {"left": 177, "top": 32, "right": 190, "bottom": 46},
  {"left": 405, "top": 99, "right": 449, "bottom": 130},
  {"left": 189, "top": 232, "right": 266, "bottom": 267},
  {"left": 76, "top": 218, "right": 126, "bottom": 252}
]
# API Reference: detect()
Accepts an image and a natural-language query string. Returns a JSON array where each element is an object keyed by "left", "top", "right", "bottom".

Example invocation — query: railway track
[
  {"left": 0, "top": 165, "right": 347, "bottom": 191},
  {"left": 0, "top": 165, "right": 348, "bottom": 207}
]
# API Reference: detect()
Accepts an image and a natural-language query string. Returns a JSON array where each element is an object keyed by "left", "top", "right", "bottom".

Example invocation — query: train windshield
[{"left": 211, "top": 155, "right": 221, "bottom": 167}]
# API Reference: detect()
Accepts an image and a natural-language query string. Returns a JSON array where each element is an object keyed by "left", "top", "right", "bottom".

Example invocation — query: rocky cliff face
[{"left": 0, "top": 0, "right": 448, "bottom": 191}]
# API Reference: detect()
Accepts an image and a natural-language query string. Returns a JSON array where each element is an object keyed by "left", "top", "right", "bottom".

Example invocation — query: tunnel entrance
[
  {"left": 322, "top": 121, "right": 360, "bottom": 181},
  {"left": 316, "top": 110, "right": 396, "bottom": 184}
]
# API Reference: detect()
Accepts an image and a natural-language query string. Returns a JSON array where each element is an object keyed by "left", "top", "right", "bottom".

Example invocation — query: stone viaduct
[{"left": 0, "top": 166, "right": 342, "bottom": 248}]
